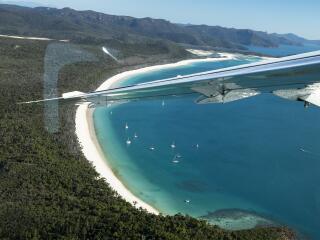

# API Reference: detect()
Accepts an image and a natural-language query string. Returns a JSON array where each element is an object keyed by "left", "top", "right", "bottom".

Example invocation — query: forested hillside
[
  {"left": 0, "top": 36, "right": 297, "bottom": 239},
  {"left": 0, "top": 4, "right": 318, "bottom": 52}
]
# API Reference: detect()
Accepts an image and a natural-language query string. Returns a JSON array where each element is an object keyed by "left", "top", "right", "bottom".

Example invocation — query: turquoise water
[{"left": 94, "top": 56, "right": 320, "bottom": 239}]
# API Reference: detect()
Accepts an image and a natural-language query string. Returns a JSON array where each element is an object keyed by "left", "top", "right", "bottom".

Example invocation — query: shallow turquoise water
[{"left": 94, "top": 55, "right": 320, "bottom": 239}]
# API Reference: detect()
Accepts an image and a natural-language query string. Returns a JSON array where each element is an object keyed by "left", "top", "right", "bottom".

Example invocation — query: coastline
[
  {"left": 96, "top": 52, "right": 237, "bottom": 91},
  {"left": 0, "top": 34, "right": 69, "bottom": 42},
  {"left": 75, "top": 53, "right": 238, "bottom": 214},
  {"left": 76, "top": 104, "right": 159, "bottom": 214}
]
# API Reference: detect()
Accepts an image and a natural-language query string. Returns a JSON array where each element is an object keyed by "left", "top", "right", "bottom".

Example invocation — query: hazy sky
[{"left": 3, "top": 0, "right": 320, "bottom": 39}]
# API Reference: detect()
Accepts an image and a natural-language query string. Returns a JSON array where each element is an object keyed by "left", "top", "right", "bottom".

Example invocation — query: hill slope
[
  {"left": 0, "top": 36, "right": 297, "bottom": 239},
  {"left": 0, "top": 4, "right": 318, "bottom": 51}
]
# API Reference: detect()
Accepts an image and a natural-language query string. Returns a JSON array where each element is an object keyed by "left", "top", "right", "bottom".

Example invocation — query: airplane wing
[{"left": 22, "top": 50, "right": 320, "bottom": 108}]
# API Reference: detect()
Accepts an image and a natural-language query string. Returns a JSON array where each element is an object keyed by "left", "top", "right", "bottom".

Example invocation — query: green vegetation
[
  {"left": 1, "top": 4, "right": 317, "bottom": 53},
  {"left": 0, "top": 37, "right": 296, "bottom": 239}
]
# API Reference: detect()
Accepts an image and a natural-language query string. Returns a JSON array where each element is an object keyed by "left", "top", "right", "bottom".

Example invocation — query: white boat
[
  {"left": 184, "top": 199, "right": 190, "bottom": 203},
  {"left": 172, "top": 153, "right": 181, "bottom": 163},
  {"left": 134, "top": 133, "right": 138, "bottom": 138},
  {"left": 171, "top": 142, "right": 176, "bottom": 149},
  {"left": 125, "top": 123, "right": 129, "bottom": 130},
  {"left": 162, "top": 100, "right": 165, "bottom": 107},
  {"left": 126, "top": 138, "right": 131, "bottom": 145},
  {"left": 149, "top": 146, "right": 155, "bottom": 151}
]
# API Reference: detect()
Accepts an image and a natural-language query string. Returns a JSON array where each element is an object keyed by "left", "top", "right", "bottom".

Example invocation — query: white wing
[{"left": 23, "top": 50, "right": 320, "bottom": 108}]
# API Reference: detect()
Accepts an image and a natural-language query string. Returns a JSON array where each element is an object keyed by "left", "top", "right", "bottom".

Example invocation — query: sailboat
[
  {"left": 149, "top": 146, "right": 155, "bottom": 151},
  {"left": 172, "top": 153, "right": 181, "bottom": 163}
]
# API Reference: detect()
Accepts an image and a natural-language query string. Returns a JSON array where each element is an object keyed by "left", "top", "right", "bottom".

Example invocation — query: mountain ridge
[{"left": 0, "top": 4, "right": 318, "bottom": 51}]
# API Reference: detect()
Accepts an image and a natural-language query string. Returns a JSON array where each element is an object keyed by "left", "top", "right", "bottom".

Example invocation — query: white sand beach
[
  {"left": 76, "top": 104, "right": 159, "bottom": 214},
  {"left": 97, "top": 52, "right": 236, "bottom": 91},
  {"left": 0, "top": 34, "right": 69, "bottom": 42},
  {"left": 75, "top": 54, "right": 237, "bottom": 214},
  {"left": 186, "top": 49, "right": 217, "bottom": 56}
]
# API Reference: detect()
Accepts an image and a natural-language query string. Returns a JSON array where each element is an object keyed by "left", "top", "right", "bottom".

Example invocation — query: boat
[
  {"left": 126, "top": 138, "right": 131, "bottom": 145},
  {"left": 134, "top": 133, "right": 138, "bottom": 138},
  {"left": 172, "top": 153, "right": 181, "bottom": 163},
  {"left": 171, "top": 142, "right": 176, "bottom": 149},
  {"left": 125, "top": 123, "right": 129, "bottom": 130}
]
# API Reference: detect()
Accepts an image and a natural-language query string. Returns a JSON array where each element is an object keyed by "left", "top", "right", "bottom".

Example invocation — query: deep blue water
[
  {"left": 94, "top": 56, "right": 320, "bottom": 239},
  {"left": 247, "top": 43, "right": 320, "bottom": 57}
]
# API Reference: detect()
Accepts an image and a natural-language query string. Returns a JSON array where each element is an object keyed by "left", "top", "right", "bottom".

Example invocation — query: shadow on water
[
  {"left": 176, "top": 180, "right": 208, "bottom": 193},
  {"left": 199, "top": 208, "right": 276, "bottom": 229}
]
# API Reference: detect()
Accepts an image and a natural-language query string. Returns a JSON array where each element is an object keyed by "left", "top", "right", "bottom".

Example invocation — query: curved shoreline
[
  {"left": 75, "top": 54, "right": 237, "bottom": 214},
  {"left": 76, "top": 104, "right": 159, "bottom": 214}
]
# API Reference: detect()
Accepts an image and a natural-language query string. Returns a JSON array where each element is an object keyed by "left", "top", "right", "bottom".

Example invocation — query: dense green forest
[
  {"left": 1, "top": 4, "right": 319, "bottom": 52},
  {"left": 0, "top": 37, "right": 296, "bottom": 239}
]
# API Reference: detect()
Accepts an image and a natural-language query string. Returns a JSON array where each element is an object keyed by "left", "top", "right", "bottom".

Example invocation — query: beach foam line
[{"left": 75, "top": 54, "right": 239, "bottom": 214}]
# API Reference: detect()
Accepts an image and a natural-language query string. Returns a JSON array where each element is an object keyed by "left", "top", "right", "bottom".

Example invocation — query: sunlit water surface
[{"left": 94, "top": 48, "right": 320, "bottom": 239}]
